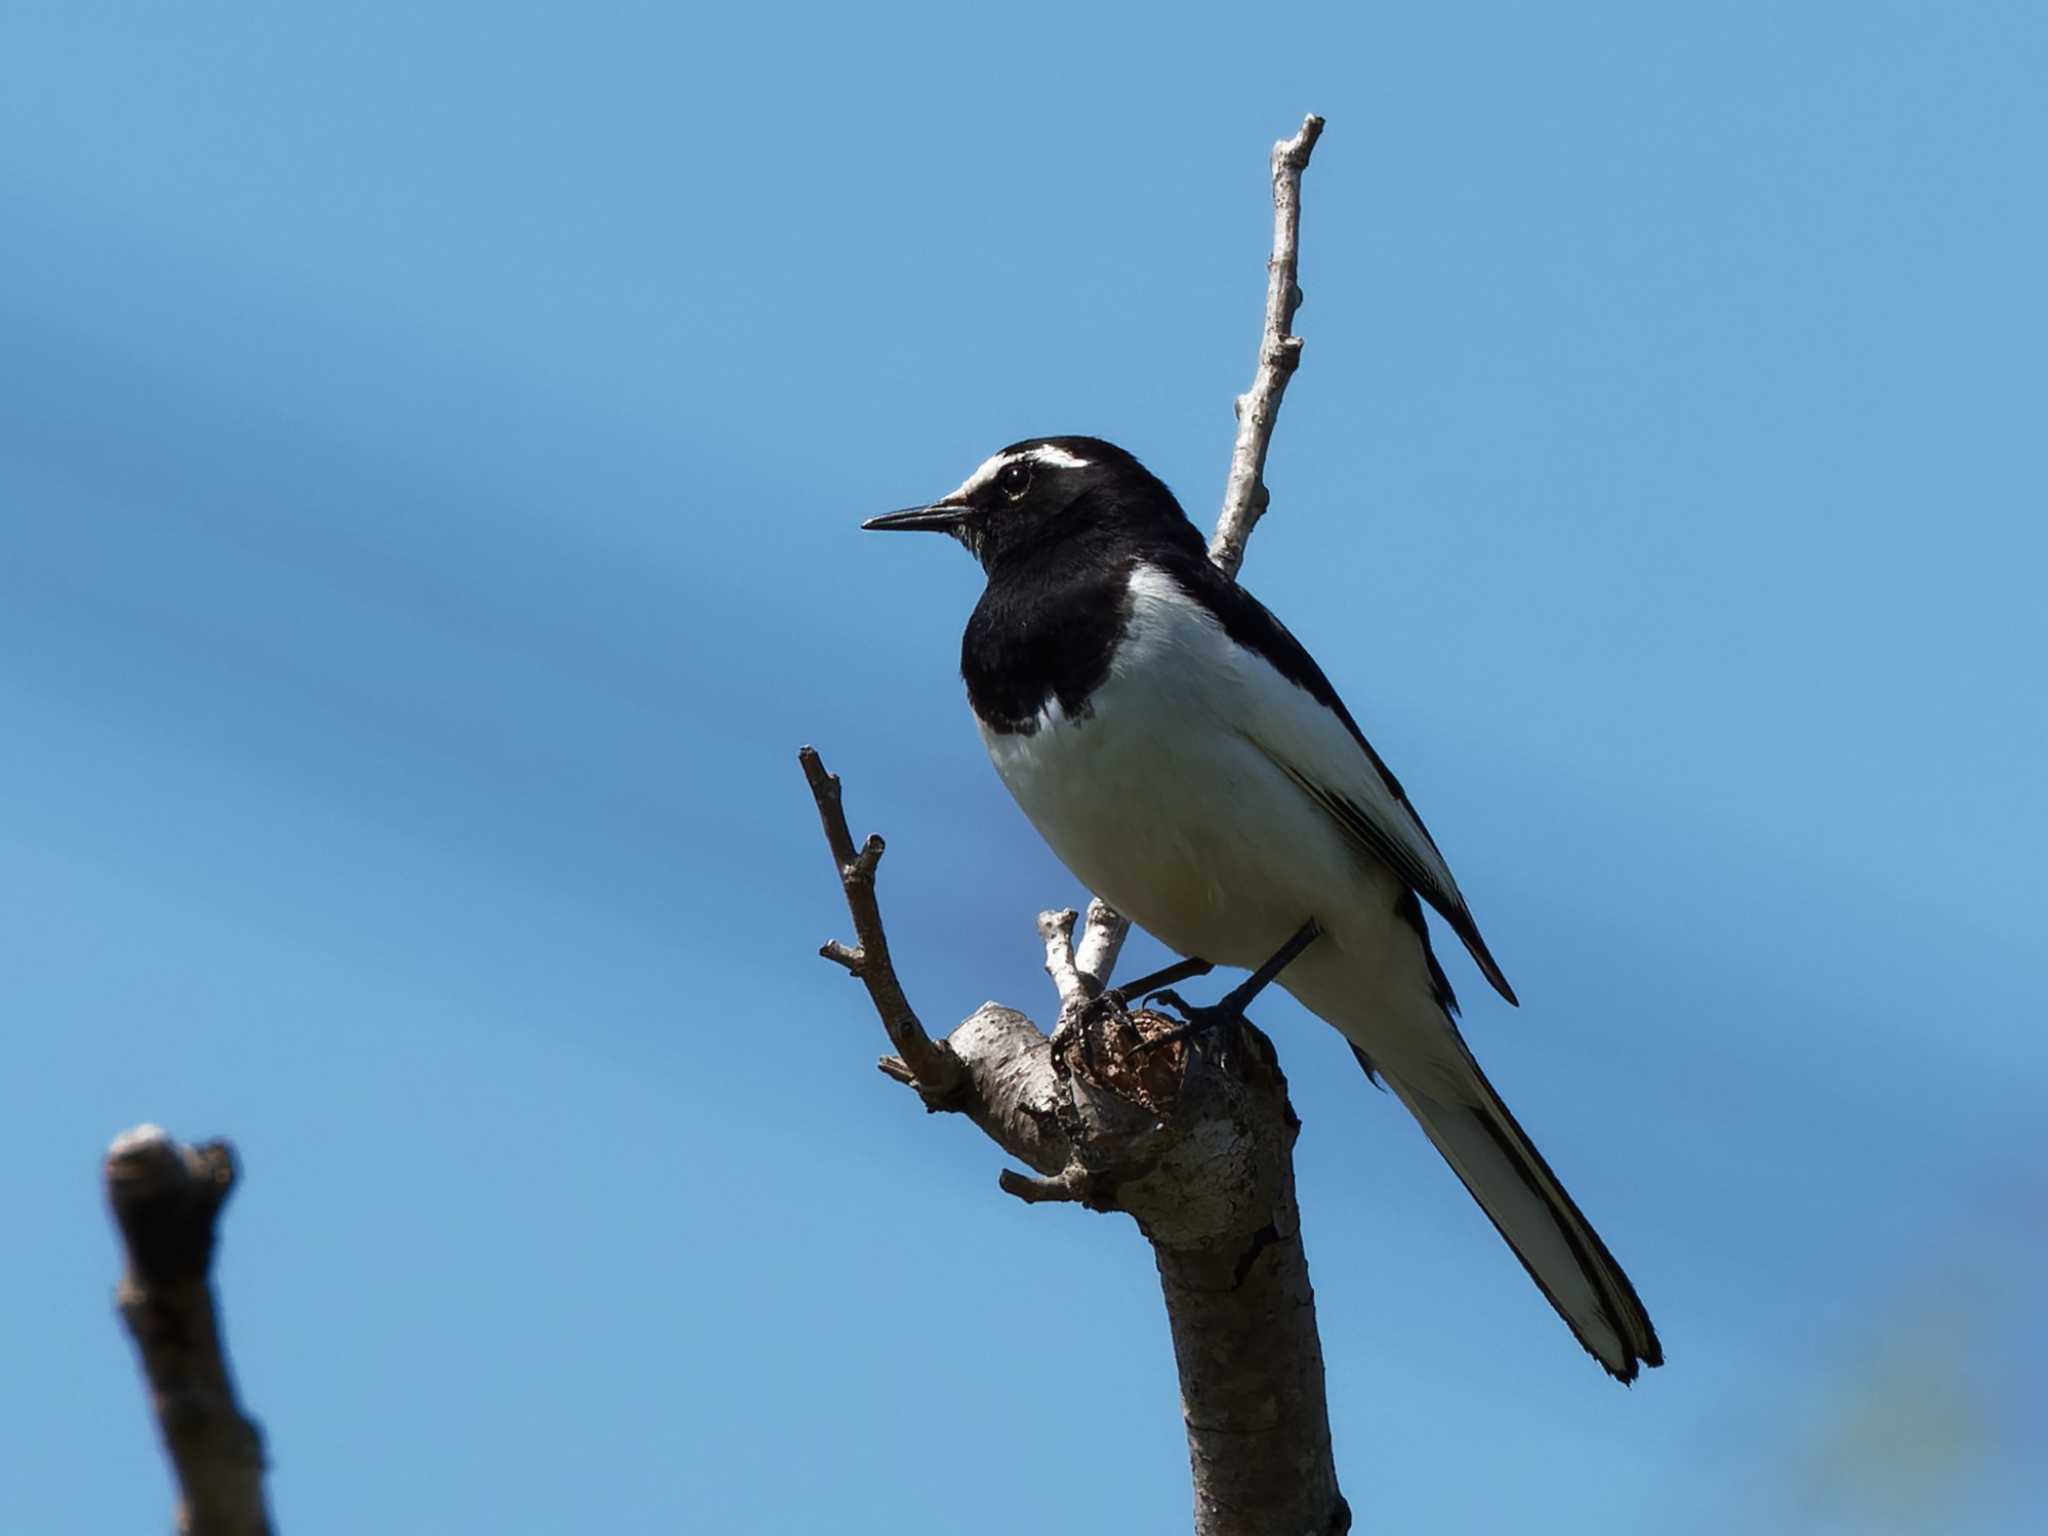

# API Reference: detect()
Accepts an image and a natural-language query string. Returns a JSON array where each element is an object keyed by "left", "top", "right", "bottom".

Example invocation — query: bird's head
[{"left": 865, "top": 437, "right": 1188, "bottom": 572}]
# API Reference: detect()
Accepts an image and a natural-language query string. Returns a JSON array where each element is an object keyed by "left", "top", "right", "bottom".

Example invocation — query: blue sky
[{"left": 3, "top": 3, "right": 2043, "bottom": 1531}]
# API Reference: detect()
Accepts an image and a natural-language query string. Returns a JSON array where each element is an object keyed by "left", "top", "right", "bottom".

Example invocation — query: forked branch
[{"left": 800, "top": 745, "right": 968, "bottom": 1103}]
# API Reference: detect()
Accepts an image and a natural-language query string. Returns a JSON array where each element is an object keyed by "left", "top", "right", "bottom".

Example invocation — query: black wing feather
[{"left": 1180, "top": 559, "right": 1519, "bottom": 1007}]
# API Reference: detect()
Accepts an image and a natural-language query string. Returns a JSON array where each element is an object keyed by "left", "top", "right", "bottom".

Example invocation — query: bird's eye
[{"left": 996, "top": 461, "right": 1033, "bottom": 499}]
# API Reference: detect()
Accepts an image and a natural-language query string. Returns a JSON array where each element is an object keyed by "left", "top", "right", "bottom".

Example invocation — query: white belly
[
  {"left": 979, "top": 648, "right": 1399, "bottom": 978},
  {"left": 974, "top": 561, "right": 1465, "bottom": 1079},
  {"left": 978, "top": 563, "right": 1488, "bottom": 1096}
]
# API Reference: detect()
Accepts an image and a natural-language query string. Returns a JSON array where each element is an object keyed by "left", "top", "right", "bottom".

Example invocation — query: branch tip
[
  {"left": 1036, "top": 907, "right": 1078, "bottom": 942},
  {"left": 1276, "top": 114, "right": 1325, "bottom": 170},
  {"left": 108, "top": 1122, "right": 173, "bottom": 1162},
  {"left": 820, "top": 940, "right": 864, "bottom": 974},
  {"left": 1073, "top": 900, "right": 1132, "bottom": 991},
  {"left": 851, "top": 834, "right": 885, "bottom": 881},
  {"left": 1210, "top": 113, "right": 1326, "bottom": 580},
  {"left": 999, "top": 1166, "right": 1097, "bottom": 1207},
  {"left": 1039, "top": 907, "right": 1098, "bottom": 1008}
]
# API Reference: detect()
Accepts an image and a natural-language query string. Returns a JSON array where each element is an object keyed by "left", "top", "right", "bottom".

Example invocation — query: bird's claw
[
  {"left": 1051, "top": 986, "right": 1118, "bottom": 1073},
  {"left": 1131, "top": 918, "right": 1324, "bottom": 1057},
  {"left": 1132, "top": 988, "right": 1241, "bottom": 1055}
]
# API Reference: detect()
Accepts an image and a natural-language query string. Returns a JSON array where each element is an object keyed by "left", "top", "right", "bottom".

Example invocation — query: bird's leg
[
  {"left": 1093, "top": 955, "right": 1217, "bottom": 1018},
  {"left": 1138, "top": 917, "right": 1323, "bottom": 1054},
  {"left": 1056, "top": 954, "right": 1220, "bottom": 1069}
]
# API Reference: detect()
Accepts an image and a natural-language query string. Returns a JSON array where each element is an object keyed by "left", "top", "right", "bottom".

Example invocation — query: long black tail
[{"left": 1384, "top": 1046, "right": 1662, "bottom": 1381}]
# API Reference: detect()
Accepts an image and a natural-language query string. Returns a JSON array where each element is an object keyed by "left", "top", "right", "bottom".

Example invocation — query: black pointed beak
[{"left": 863, "top": 500, "right": 972, "bottom": 534}]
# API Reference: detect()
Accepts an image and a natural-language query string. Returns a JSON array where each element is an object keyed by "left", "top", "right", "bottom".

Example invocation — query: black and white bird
[{"left": 866, "top": 435, "right": 1663, "bottom": 1382}]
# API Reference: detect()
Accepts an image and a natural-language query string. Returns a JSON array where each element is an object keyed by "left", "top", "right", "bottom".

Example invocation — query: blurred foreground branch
[{"left": 106, "top": 1125, "right": 273, "bottom": 1536}]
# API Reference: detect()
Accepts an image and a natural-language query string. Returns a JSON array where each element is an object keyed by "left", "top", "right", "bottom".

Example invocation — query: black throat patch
[{"left": 961, "top": 541, "right": 1139, "bottom": 735}]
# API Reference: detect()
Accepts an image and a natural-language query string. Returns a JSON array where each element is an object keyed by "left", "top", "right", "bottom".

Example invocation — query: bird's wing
[{"left": 1208, "top": 578, "right": 1520, "bottom": 1008}]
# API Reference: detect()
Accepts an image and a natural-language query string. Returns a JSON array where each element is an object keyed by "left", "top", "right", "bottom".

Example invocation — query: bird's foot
[
  {"left": 1134, "top": 918, "right": 1323, "bottom": 1055},
  {"left": 1050, "top": 956, "right": 1219, "bottom": 1073},
  {"left": 1048, "top": 995, "right": 1103, "bottom": 1073}
]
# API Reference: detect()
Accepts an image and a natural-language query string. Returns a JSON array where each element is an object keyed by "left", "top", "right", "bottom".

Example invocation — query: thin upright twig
[
  {"left": 1038, "top": 907, "right": 1096, "bottom": 1011},
  {"left": 1211, "top": 113, "right": 1325, "bottom": 580},
  {"left": 1071, "top": 898, "right": 1130, "bottom": 994}
]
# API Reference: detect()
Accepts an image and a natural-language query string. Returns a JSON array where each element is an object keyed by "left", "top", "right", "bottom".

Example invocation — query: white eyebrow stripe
[
  {"left": 947, "top": 444, "right": 1093, "bottom": 502},
  {"left": 944, "top": 452, "right": 1009, "bottom": 503},
  {"left": 1027, "top": 444, "right": 1091, "bottom": 469}
]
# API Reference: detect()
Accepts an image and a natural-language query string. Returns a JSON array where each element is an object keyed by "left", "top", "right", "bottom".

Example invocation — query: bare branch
[
  {"left": 1210, "top": 112, "right": 1325, "bottom": 580},
  {"left": 105, "top": 1125, "right": 273, "bottom": 1536},
  {"left": 998, "top": 1162, "right": 1100, "bottom": 1207},
  {"left": 1072, "top": 897, "right": 1130, "bottom": 993},
  {"left": 1037, "top": 907, "right": 1091, "bottom": 1011},
  {"left": 932, "top": 1002, "right": 1076, "bottom": 1178},
  {"left": 800, "top": 746, "right": 968, "bottom": 1102}
]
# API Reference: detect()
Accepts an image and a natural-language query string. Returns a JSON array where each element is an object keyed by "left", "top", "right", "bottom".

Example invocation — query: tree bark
[{"left": 1157, "top": 1127, "right": 1346, "bottom": 1535}]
